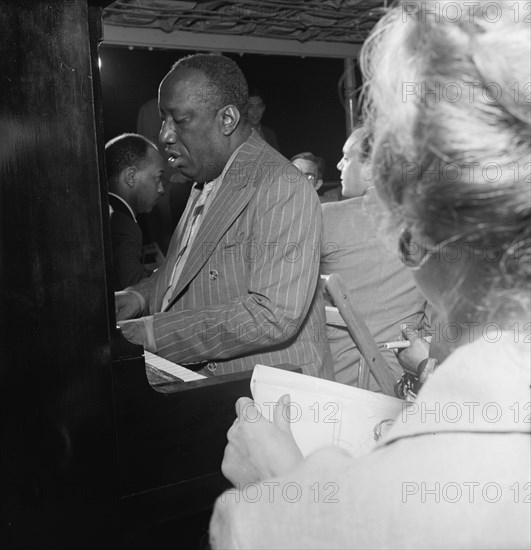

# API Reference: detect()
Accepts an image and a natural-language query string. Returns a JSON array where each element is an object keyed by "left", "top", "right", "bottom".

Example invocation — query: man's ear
[
  {"left": 362, "top": 164, "right": 372, "bottom": 183},
  {"left": 219, "top": 105, "right": 240, "bottom": 136},
  {"left": 315, "top": 178, "right": 324, "bottom": 192},
  {"left": 123, "top": 166, "right": 137, "bottom": 188}
]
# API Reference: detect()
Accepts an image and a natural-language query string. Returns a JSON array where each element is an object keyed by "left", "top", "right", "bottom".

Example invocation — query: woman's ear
[{"left": 220, "top": 105, "right": 240, "bottom": 136}]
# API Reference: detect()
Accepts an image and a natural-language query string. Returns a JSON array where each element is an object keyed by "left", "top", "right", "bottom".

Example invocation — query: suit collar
[
  {"left": 109, "top": 193, "right": 137, "bottom": 222},
  {"left": 379, "top": 335, "right": 531, "bottom": 448},
  {"left": 220, "top": 130, "right": 267, "bottom": 191}
]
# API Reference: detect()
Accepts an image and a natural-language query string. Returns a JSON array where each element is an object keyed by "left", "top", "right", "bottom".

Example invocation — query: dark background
[{"left": 99, "top": 45, "right": 360, "bottom": 182}]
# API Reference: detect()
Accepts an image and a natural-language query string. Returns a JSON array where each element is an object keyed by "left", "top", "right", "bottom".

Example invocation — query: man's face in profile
[
  {"left": 337, "top": 129, "right": 367, "bottom": 198},
  {"left": 135, "top": 147, "right": 165, "bottom": 214},
  {"left": 158, "top": 69, "right": 226, "bottom": 184}
]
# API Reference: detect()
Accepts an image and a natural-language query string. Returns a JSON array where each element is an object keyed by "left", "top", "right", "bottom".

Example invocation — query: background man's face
[
  {"left": 337, "top": 129, "right": 367, "bottom": 198},
  {"left": 136, "top": 147, "right": 165, "bottom": 213},
  {"left": 292, "top": 158, "right": 322, "bottom": 190},
  {"left": 247, "top": 96, "right": 265, "bottom": 126},
  {"left": 159, "top": 69, "right": 226, "bottom": 183}
]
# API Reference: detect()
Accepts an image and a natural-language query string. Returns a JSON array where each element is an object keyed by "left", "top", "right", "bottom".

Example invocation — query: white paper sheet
[{"left": 251, "top": 365, "right": 406, "bottom": 457}]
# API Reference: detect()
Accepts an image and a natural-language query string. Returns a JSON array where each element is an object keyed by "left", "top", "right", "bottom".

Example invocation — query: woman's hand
[
  {"left": 396, "top": 323, "right": 430, "bottom": 375},
  {"left": 221, "top": 394, "right": 304, "bottom": 487}
]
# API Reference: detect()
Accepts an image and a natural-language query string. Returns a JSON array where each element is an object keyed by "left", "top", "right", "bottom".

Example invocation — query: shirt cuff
[
  {"left": 142, "top": 315, "right": 157, "bottom": 353},
  {"left": 125, "top": 288, "right": 146, "bottom": 316}
]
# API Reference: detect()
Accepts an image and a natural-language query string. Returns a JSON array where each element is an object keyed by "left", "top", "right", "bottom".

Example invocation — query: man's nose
[
  {"left": 337, "top": 158, "right": 344, "bottom": 171},
  {"left": 158, "top": 181, "right": 164, "bottom": 194},
  {"left": 159, "top": 119, "right": 175, "bottom": 145}
]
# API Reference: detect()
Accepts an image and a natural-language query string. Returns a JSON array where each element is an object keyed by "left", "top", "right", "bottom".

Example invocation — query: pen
[{"left": 378, "top": 340, "right": 411, "bottom": 350}]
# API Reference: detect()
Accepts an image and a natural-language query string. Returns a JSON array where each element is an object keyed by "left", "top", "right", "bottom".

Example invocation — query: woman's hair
[{"left": 360, "top": 0, "right": 531, "bottom": 320}]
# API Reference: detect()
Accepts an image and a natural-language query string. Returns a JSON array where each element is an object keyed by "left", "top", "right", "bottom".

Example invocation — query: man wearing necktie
[{"left": 115, "top": 53, "right": 333, "bottom": 380}]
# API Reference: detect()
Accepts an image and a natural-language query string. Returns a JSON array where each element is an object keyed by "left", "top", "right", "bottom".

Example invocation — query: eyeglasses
[{"left": 398, "top": 229, "right": 465, "bottom": 271}]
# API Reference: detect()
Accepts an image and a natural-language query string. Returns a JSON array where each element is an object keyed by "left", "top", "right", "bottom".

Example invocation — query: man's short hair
[
  {"left": 248, "top": 88, "right": 265, "bottom": 103},
  {"left": 171, "top": 54, "right": 248, "bottom": 117},
  {"left": 353, "top": 123, "right": 371, "bottom": 163},
  {"left": 290, "top": 151, "right": 325, "bottom": 180},
  {"left": 105, "top": 133, "right": 157, "bottom": 184}
]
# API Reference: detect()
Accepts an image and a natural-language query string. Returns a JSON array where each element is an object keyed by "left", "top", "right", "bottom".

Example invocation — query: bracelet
[{"left": 125, "top": 288, "right": 146, "bottom": 316}]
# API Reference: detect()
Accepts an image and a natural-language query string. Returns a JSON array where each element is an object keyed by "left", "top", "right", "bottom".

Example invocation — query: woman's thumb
[{"left": 273, "top": 393, "right": 293, "bottom": 433}]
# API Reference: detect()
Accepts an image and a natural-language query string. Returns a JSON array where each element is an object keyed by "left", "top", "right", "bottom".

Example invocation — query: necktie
[{"left": 161, "top": 182, "right": 214, "bottom": 311}]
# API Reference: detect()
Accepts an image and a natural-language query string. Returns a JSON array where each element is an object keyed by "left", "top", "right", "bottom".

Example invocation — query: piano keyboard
[{"left": 144, "top": 351, "right": 207, "bottom": 383}]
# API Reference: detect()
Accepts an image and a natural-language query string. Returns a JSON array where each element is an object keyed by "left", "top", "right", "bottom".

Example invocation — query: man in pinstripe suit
[{"left": 115, "top": 54, "right": 333, "bottom": 380}]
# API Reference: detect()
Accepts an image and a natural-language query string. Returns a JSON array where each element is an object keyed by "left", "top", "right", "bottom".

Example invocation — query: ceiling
[{"left": 102, "top": 0, "right": 389, "bottom": 58}]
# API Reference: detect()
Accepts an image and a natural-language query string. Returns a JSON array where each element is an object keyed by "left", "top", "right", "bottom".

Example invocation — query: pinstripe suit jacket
[{"left": 131, "top": 132, "right": 333, "bottom": 379}]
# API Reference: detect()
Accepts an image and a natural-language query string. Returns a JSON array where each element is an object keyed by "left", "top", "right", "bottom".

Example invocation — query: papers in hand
[{"left": 251, "top": 365, "right": 405, "bottom": 458}]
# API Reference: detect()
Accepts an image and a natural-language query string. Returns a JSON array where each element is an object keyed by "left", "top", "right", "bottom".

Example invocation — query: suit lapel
[{"left": 166, "top": 133, "right": 266, "bottom": 305}]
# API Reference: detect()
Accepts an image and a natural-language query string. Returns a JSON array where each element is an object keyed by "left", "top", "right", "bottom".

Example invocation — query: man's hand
[
  {"left": 221, "top": 394, "right": 303, "bottom": 487},
  {"left": 117, "top": 318, "right": 148, "bottom": 348},
  {"left": 396, "top": 323, "right": 430, "bottom": 375},
  {"left": 115, "top": 290, "right": 142, "bottom": 321}
]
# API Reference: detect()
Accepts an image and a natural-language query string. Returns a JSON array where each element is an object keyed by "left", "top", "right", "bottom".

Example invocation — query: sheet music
[
  {"left": 144, "top": 351, "right": 206, "bottom": 382},
  {"left": 251, "top": 365, "right": 406, "bottom": 458}
]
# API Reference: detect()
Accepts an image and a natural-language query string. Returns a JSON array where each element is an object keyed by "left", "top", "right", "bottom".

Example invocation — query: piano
[
  {"left": 143, "top": 350, "right": 208, "bottom": 383},
  {"left": 112, "top": 330, "right": 255, "bottom": 538},
  {"left": 0, "top": 1, "right": 289, "bottom": 547}
]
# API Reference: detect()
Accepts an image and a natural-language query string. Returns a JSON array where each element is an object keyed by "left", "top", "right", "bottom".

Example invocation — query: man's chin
[
  {"left": 178, "top": 166, "right": 198, "bottom": 182},
  {"left": 182, "top": 163, "right": 223, "bottom": 184}
]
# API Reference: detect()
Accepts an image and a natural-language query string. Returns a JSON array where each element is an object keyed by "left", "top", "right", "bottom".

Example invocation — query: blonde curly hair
[{"left": 360, "top": 0, "right": 531, "bottom": 321}]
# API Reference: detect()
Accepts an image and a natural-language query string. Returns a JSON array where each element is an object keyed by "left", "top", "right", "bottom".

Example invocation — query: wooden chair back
[{"left": 321, "top": 273, "right": 396, "bottom": 396}]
